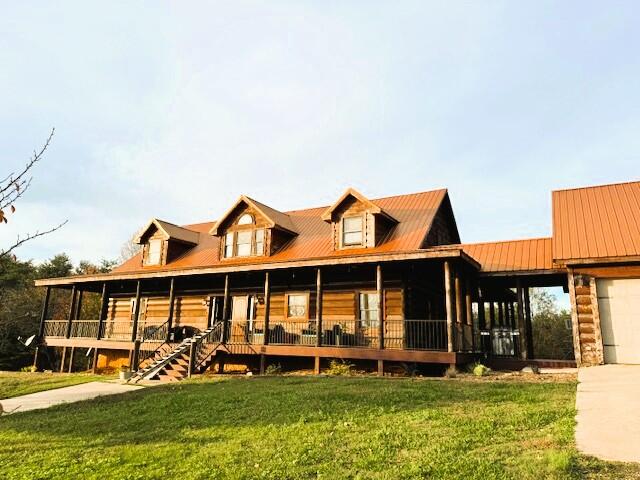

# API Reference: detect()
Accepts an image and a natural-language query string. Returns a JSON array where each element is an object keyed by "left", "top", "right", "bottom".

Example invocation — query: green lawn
[
  {"left": 0, "top": 375, "right": 637, "bottom": 479},
  {"left": 0, "top": 371, "right": 106, "bottom": 400}
]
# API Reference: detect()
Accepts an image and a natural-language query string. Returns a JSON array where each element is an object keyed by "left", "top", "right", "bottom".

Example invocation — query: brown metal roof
[
  {"left": 552, "top": 180, "right": 640, "bottom": 262},
  {"left": 134, "top": 219, "right": 199, "bottom": 245},
  {"left": 462, "top": 237, "right": 554, "bottom": 273},
  {"left": 113, "top": 189, "right": 450, "bottom": 274}
]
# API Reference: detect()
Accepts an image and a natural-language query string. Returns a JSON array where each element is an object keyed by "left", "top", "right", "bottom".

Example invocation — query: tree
[
  {"left": 529, "top": 288, "right": 573, "bottom": 360},
  {"left": 0, "top": 253, "right": 115, "bottom": 370},
  {"left": 0, "top": 129, "right": 67, "bottom": 259},
  {"left": 119, "top": 233, "right": 142, "bottom": 263}
]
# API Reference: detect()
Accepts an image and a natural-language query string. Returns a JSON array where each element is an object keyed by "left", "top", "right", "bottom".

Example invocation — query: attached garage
[{"left": 597, "top": 279, "right": 640, "bottom": 364}]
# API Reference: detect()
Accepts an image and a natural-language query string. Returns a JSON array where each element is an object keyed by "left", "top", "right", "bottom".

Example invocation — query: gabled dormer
[
  {"left": 134, "top": 219, "right": 199, "bottom": 266},
  {"left": 209, "top": 196, "right": 297, "bottom": 259},
  {"left": 321, "top": 188, "right": 398, "bottom": 250}
]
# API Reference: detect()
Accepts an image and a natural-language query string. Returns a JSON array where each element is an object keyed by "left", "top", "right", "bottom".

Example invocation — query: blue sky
[{"left": 1, "top": 2, "right": 639, "bottom": 266}]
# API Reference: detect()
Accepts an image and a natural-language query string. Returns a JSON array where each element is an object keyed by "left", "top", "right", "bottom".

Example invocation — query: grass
[
  {"left": 0, "top": 371, "right": 107, "bottom": 400},
  {"left": 0, "top": 374, "right": 637, "bottom": 479}
]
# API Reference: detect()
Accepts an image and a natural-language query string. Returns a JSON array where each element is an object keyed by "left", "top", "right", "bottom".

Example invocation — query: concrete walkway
[
  {"left": 0, "top": 381, "right": 143, "bottom": 415},
  {"left": 576, "top": 365, "right": 640, "bottom": 463}
]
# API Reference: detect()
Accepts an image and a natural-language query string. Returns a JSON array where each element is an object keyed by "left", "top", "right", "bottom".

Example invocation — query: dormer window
[
  {"left": 342, "top": 216, "right": 363, "bottom": 246},
  {"left": 144, "top": 239, "right": 163, "bottom": 265},
  {"left": 223, "top": 228, "right": 266, "bottom": 258}
]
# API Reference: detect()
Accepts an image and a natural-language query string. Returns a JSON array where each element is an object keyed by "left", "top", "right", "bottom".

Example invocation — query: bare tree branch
[
  {"left": 0, "top": 128, "right": 55, "bottom": 206},
  {"left": 0, "top": 220, "right": 68, "bottom": 259}
]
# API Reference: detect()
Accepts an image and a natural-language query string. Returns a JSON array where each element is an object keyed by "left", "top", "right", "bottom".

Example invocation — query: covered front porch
[{"left": 35, "top": 251, "right": 484, "bottom": 374}]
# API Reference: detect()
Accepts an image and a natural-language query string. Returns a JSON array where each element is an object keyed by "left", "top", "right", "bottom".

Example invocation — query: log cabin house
[{"left": 33, "top": 181, "right": 640, "bottom": 380}]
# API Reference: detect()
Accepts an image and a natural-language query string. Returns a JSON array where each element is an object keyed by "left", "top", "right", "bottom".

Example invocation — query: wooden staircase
[{"left": 129, "top": 322, "right": 225, "bottom": 383}]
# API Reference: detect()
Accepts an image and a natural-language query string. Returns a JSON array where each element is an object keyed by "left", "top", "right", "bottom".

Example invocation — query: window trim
[
  {"left": 285, "top": 291, "right": 310, "bottom": 320},
  {"left": 357, "top": 290, "right": 380, "bottom": 328},
  {"left": 341, "top": 215, "right": 364, "bottom": 247},
  {"left": 144, "top": 238, "right": 163, "bottom": 266}
]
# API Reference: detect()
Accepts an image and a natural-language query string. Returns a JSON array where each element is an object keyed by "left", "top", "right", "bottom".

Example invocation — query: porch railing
[
  {"left": 480, "top": 328, "right": 521, "bottom": 357},
  {"left": 99, "top": 321, "right": 134, "bottom": 341},
  {"left": 226, "top": 319, "right": 448, "bottom": 351},
  {"left": 43, "top": 320, "right": 67, "bottom": 338},
  {"left": 69, "top": 320, "right": 101, "bottom": 338}
]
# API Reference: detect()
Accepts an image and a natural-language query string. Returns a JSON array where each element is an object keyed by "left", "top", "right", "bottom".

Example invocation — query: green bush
[
  {"left": 472, "top": 363, "right": 490, "bottom": 377},
  {"left": 325, "top": 360, "right": 353, "bottom": 376},
  {"left": 264, "top": 363, "right": 282, "bottom": 375}
]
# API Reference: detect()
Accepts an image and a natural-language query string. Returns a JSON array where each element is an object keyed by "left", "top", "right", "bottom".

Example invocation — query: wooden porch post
[
  {"left": 222, "top": 274, "right": 230, "bottom": 343},
  {"left": 465, "top": 278, "right": 473, "bottom": 350},
  {"left": 131, "top": 281, "right": 142, "bottom": 342},
  {"left": 263, "top": 272, "right": 271, "bottom": 346},
  {"left": 38, "top": 286, "right": 51, "bottom": 338},
  {"left": 67, "top": 347, "right": 75, "bottom": 373},
  {"left": 75, "top": 290, "right": 84, "bottom": 321},
  {"left": 524, "top": 286, "right": 535, "bottom": 359},
  {"left": 65, "top": 286, "right": 78, "bottom": 339},
  {"left": 516, "top": 279, "right": 527, "bottom": 360},
  {"left": 498, "top": 302, "right": 504, "bottom": 327},
  {"left": 315, "top": 268, "right": 323, "bottom": 347},
  {"left": 59, "top": 347, "right": 67, "bottom": 372},
  {"left": 488, "top": 301, "right": 495, "bottom": 329},
  {"left": 92, "top": 348, "right": 99, "bottom": 373},
  {"left": 444, "top": 261, "right": 454, "bottom": 353},
  {"left": 454, "top": 270, "right": 464, "bottom": 351},
  {"left": 477, "top": 287, "right": 485, "bottom": 330},
  {"left": 97, "top": 282, "right": 108, "bottom": 340},
  {"left": 167, "top": 277, "right": 176, "bottom": 341},
  {"left": 376, "top": 264, "right": 384, "bottom": 350}
]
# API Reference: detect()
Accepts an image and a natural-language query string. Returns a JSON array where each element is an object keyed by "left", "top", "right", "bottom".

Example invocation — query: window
[
  {"left": 224, "top": 232, "right": 234, "bottom": 258},
  {"left": 223, "top": 228, "right": 267, "bottom": 258},
  {"left": 145, "top": 239, "right": 162, "bottom": 265},
  {"left": 359, "top": 292, "right": 379, "bottom": 327},
  {"left": 254, "top": 228, "right": 265, "bottom": 255},
  {"left": 236, "top": 230, "right": 252, "bottom": 256},
  {"left": 287, "top": 294, "right": 308, "bottom": 319},
  {"left": 238, "top": 213, "right": 254, "bottom": 225},
  {"left": 342, "top": 216, "right": 363, "bottom": 246}
]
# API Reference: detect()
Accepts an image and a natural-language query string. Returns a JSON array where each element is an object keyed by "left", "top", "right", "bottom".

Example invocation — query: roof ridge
[
  {"left": 283, "top": 188, "right": 448, "bottom": 215},
  {"left": 460, "top": 236, "right": 552, "bottom": 246},
  {"left": 552, "top": 179, "right": 640, "bottom": 194}
]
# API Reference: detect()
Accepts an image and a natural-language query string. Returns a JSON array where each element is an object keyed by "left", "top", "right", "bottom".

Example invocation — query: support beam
[
  {"left": 260, "top": 354, "right": 266, "bottom": 375},
  {"left": 315, "top": 268, "right": 323, "bottom": 347},
  {"left": 376, "top": 264, "right": 384, "bottom": 350},
  {"left": 454, "top": 270, "right": 464, "bottom": 351},
  {"left": 524, "top": 286, "right": 534, "bottom": 359},
  {"left": 131, "top": 281, "right": 142, "bottom": 342},
  {"left": 65, "top": 286, "right": 78, "bottom": 339},
  {"left": 67, "top": 347, "right": 75, "bottom": 373},
  {"left": 444, "top": 261, "right": 454, "bottom": 353},
  {"left": 516, "top": 279, "right": 527, "bottom": 360},
  {"left": 377, "top": 359, "right": 384, "bottom": 377},
  {"left": 75, "top": 290, "right": 84, "bottom": 321},
  {"left": 314, "top": 356, "right": 321, "bottom": 375},
  {"left": 263, "top": 272, "right": 271, "bottom": 345},
  {"left": 477, "top": 287, "right": 485, "bottom": 330},
  {"left": 488, "top": 301, "right": 495, "bottom": 329},
  {"left": 60, "top": 347, "right": 67, "bottom": 373},
  {"left": 167, "top": 277, "right": 176, "bottom": 340},
  {"left": 465, "top": 279, "right": 473, "bottom": 350},
  {"left": 38, "top": 286, "right": 51, "bottom": 338},
  {"left": 498, "top": 302, "right": 504, "bottom": 327},
  {"left": 222, "top": 274, "right": 230, "bottom": 343},
  {"left": 132, "top": 339, "right": 141, "bottom": 371},
  {"left": 97, "top": 283, "right": 109, "bottom": 340},
  {"left": 92, "top": 348, "right": 99, "bottom": 373}
]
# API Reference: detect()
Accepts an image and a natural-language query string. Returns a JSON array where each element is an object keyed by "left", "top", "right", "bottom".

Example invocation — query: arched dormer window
[{"left": 238, "top": 213, "right": 254, "bottom": 225}]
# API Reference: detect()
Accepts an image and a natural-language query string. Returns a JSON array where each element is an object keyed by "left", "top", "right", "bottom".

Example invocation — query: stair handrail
[
  {"left": 190, "top": 321, "right": 225, "bottom": 374},
  {"left": 137, "top": 318, "right": 173, "bottom": 366}
]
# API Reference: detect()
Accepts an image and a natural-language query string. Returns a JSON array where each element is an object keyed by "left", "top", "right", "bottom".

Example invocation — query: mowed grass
[
  {"left": 0, "top": 371, "right": 106, "bottom": 400},
  {"left": 0, "top": 375, "right": 637, "bottom": 480}
]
